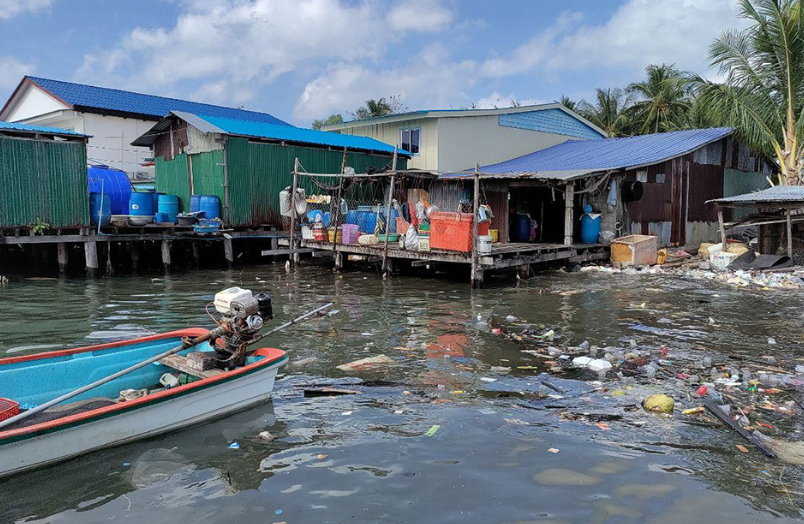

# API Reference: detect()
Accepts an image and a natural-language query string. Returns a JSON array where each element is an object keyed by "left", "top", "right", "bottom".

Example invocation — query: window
[{"left": 400, "top": 127, "right": 420, "bottom": 155}]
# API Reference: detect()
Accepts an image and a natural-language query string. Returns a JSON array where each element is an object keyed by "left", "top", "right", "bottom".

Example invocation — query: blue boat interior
[{"left": 0, "top": 337, "right": 264, "bottom": 410}]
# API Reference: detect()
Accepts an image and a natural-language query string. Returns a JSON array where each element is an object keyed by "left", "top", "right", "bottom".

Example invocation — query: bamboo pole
[
  {"left": 289, "top": 158, "right": 300, "bottom": 267},
  {"left": 331, "top": 149, "right": 347, "bottom": 256},
  {"left": 471, "top": 164, "right": 481, "bottom": 287},
  {"left": 381, "top": 149, "right": 398, "bottom": 278}
]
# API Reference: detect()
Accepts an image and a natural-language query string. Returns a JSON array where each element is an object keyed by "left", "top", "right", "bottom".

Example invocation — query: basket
[
  {"left": 378, "top": 233, "right": 400, "bottom": 242},
  {"left": 327, "top": 227, "right": 343, "bottom": 243},
  {"left": 301, "top": 226, "right": 314, "bottom": 240},
  {"left": 0, "top": 398, "right": 20, "bottom": 422},
  {"left": 430, "top": 212, "right": 489, "bottom": 252},
  {"left": 342, "top": 224, "right": 359, "bottom": 244}
]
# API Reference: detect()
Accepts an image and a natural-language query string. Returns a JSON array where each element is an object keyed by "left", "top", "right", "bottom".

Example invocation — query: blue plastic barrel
[
  {"left": 89, "top": 193, "right": 112, "bottom": 226},
  {"left": 581, "top": 213, "right": 601, "bottom": 244},
  {"left": 199, "top": 195, "right": 221, "bottom": 220},
  {"left": 190, "top": 194, "right": 203, "bottom": 214},
  {"left": 157, "top": 195, "right": 180, "bottom": 223},
  {"left": 513, "top": 213, "right": 531, "bottom": 242},
  {"left": 129, "top": 192, "right": 154, "bottom": 216},
  {"left": 87, "top": 165, "right": 132, "bottom": 215}
]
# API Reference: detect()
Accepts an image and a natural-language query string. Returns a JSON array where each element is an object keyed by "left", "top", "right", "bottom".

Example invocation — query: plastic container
[
  {"left": 418, "top": 234, "right": 431, "bottom": 252},
  {"left": 157, "top": 194, "right": 180, "bottom": 223},
  {"left": 479, "top": 235, "right": 492, "bottom": 255},
  {"left": 610, "top": 235, "right": 658, "bottom": 267},
  {"left": 378, "top": 233, "right": 400, "bottom": 242},
  {"left": 199, "top": 195, "right": 221, "bottom": 220},
  {"left": 430, "top": 212, "right": 490, "bottom": 252},
  {"left": 301, "top": 226, "right": 314, "bottom": 240},
  {"left": 190, "top": 194, "right": 203, "bottom": 214},
  {"left": 87, "top": 165, "right": 132, "bottom": 215},
  {"left": 328, "top": 227, "right": 343, "bottom": 243},
  {"left": 489, "top": 229, "right": 499, "bottom": 243},
  {"left": 150, "top": 192, "right": 163, "bottom": 213},
  {"left": 711, "top": 252, "right": 739, "bottom": 270},
  {"left": 580, "top": 207, "right": 601, "bottom": 244},
  {"left": 313, "top": 226, "right": 327, "bottom": 241},
  {"left": 0, "top": 397, "right": 20, "bottom": 422},
  {"left": 89, "top": 193, "right": 112, "bottom": 226},
  {"left": 513, "top": 213, "right": 531, "bottom": 242},
  {"left": 128, "top": 192, "right": 154, "bottom": 216},
  {"left": 155, "top": 212, "right": 170, "bottom": 223},
  {"left": 342, "top": 224, "right": 359, "bottom": 244}
]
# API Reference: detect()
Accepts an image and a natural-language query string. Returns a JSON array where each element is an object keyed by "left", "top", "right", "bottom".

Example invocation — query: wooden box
[{"left": 611, "top": 235, "right": 658, "bottom": 267}]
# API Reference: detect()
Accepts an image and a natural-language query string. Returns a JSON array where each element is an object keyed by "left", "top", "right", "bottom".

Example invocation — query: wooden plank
[
  {"left": 482, "top": 249, "right": 577, "bottom": 269},
  {"left": 261, "top": 248, "right": 315, "bottom": 256},
  {"left": 159, "top": 354, "right": 223, "bottom": 379}
]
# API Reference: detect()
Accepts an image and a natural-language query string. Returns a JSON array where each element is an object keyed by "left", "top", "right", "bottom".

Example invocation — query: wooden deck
[{"left": 300, "top": 240, "right": 609, "bottom": 270}]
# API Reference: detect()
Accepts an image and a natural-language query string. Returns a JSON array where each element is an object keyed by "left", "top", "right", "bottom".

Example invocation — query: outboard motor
[{"left": 213, "top": 287, "right": 273, "bottom": 366}]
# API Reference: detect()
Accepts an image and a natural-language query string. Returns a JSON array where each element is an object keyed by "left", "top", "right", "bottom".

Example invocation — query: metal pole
[
  {"left": 564, "top": 181, "right": 574, "bottom": 246},
  {"left": 471, "top": 164, "right": 481, "bottom": 287},
  {"left": 787, "top": 209, "right": 794, "bottom": 258},
  {"left": 381, "top": 148, "right": 398, "bottom": 278},
  {"left": 718, "top": 207, "right": 727, "bottom": 251},
  {"left": 289, "top": 158, "right": 300, "bottom": 267}
]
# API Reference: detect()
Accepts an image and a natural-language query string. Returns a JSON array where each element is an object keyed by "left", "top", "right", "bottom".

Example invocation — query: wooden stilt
[
  {"left": 85, "top": 241, "right": 98, "bottom": 277},
  {"left": 564, "top": 181, "right": 574, "bottom": 246},
  {"left": 718, "top": 207, "right": 727, "bottom": 250},
  {"left": 192, "top": 241, "right": 201, "bottom": 268},
  {"left": 290, "top": 158, "right": 300, "bottom": 267},
  {"left": 57, "top": 242, "right": 68, "bottom": 274},
  {"left": 224, "top": 238, "right": 234, "bottom": 268},
  {"left": 471, "top": 164, "right": 482, "bottom": 288},
  {"left": 381, "top": 148, "right": 398, "bottom": 278},
  {"left": 161, "top": 239, "right": 171, "bottom": 273},
  {"left": 334, "top": 252, "right": 344, "bottom": 271},
  {"left": 130, "top": 242, "right": 140, "bottom": 271},
  {"left": 786, "top": 209, "right": 793, "bottom": 258}
]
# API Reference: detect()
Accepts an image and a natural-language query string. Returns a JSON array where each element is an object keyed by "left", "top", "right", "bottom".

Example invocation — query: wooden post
[
  {"left": 192, "top": 241, "right": 201, "bottom": 268},
  {"left": 161, "top": 239, "right": 171, "bottom": 273},
  {"left": 786, "top": 209, "right": 794, "bottom": 258},
  {"left": 718, "top": 207, "right": 727, "bottom": 250},
  {"left": 57, "top": 242, "right": 68, "bottom": 274},
  {"left": 224, "top": 237, "right": 234, "bottom": 268},
  {"left": 289, "top": 158, "right": 300, "bottom": 267},
  {"left": 331, "top": 149, "right": 348, "bottom": 268},
  {"left": 564, "top": 181, "right": 574, "bottom": 246},
  {"left": 471, "top": 164, "right": 482, "bottom": 287},
  {"left": 130, "top": 242, "right": 140, "bottom": 271},
  {"left": 85, "top": 240, "right": 98, "bottom": 277},
  {"left": 334, "top": 252, "right": 344, "bottom": 271},
  {"left": 381, "top": 148, "right": 398, "bottom": 278}
]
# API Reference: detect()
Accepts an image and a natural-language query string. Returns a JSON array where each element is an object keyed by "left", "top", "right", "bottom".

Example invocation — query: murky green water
[{"left": 2, "top": 263, "right": 804, "bottom": 523}]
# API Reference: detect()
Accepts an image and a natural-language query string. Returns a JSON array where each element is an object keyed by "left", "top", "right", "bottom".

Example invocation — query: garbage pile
[{"left": 495, "top": 324, "right": 804, "bottom": 463}]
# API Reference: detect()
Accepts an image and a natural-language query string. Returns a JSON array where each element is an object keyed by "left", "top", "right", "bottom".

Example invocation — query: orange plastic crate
[
  {"left": 0, "top": 397, "right": 19, "bottom": 422},
  {"left": 429, "top": 212, "right": 489, "bottom": 252}
]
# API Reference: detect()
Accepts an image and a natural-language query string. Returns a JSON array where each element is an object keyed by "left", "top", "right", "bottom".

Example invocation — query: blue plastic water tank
[
  {"left": 129, "top": 192, "right": 154, "bottom": 216},
  {"left": 89, "top": 193, "right": 112, "bottom": 226},
  {"left": 190, "top": 194, "right": 203, "bottom": 213},
  {"left": 87, "top": 165, "right": 132, "bottom": 215},
  {"left": 513, "top": 213, "right": 531, "bottom": 242},
  {"left": 150, "top": 192, "right": 163, "bottom": 213},
  {"left": 581, "top": 212, "right": 601, "bottom": 244},
  {"left": 199, "top": 195, "right": 221, "bottom": 220},
  {"left": 158, "top": 195, "right": 180, "bottom": 223}
]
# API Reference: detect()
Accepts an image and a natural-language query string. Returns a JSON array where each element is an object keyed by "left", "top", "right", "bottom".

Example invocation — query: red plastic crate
[
  {"left": 430, "top": 212, "right": 489, "bottom": 252},
  {"left": 0, "top": 397, "right": 20, "bottom": 422}
]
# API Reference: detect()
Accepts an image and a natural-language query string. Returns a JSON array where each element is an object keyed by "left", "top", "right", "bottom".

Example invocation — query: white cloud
[
  {"left": 294, "top": 44, "right": 475, "bottom": 120},
  {"left": 0, "top": 56, "right": 33, "bottom": 90},
  {"left": 482, "top": 0, "right": 744, "bottom": 78},
  {"left": 474, "top": 92, "right": 543, "bottom": 110},
  {"left": 0, "top": 0, "right": 52, "bottom": 20},
  {"left": 76, "top": 0, "right": 456, "bottom": 108},
  {"left": 388, "top": 0, "right": 454, "bottom": 32}
]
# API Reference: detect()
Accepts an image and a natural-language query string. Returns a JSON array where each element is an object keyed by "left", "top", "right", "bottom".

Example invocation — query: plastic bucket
[
  {"left": 199, "top": 195, "right": 221, "bottom": 220},
  {"left": 479, "top": 235, "right": 492, "bottom": 255},
  {"left": 157, "top": 194, "right": 180, "bottom": 223}
]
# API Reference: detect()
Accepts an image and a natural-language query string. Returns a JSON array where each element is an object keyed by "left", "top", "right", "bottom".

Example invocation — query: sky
[{"left": 0, "top": 0, "right": 749, "bottom": 127}]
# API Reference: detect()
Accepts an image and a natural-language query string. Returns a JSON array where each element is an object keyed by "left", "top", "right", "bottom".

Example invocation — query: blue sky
[{"left": 0, "top": 0, "right": 745, "bottom": 126}]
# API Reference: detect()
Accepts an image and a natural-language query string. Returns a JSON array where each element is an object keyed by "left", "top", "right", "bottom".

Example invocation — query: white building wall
[
  {"left": 81, "top": 113, "right": 154, "bottom": 173},
  {"left": 336, "top": 117, "right": 438, "bottom": 170},
  {"left": 1, "top": 84, "right": 69, "bottom": 121},
  {"left": 436, "top": 116, "right": 574, "bottom": 173}
]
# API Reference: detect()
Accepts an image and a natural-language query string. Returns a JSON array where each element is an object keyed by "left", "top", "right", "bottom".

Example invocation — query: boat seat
[
  {"left": 158, "top": 354, "right": 223, "bottom": 380},
  {"left": 2, "top": 397, "right": 118, "bottom": 431}
]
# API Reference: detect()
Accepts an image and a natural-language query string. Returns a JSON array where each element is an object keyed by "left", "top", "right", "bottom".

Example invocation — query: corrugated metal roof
[
  {"left": 25, "top": 76, "right": 290, "bottom": 125},
  {"left": 196, "top": 114, "right": 407, "bottom": 155},
  {"left": 442, "top": 127, "right": 734, "bottom": 180},
  {"left": 708, "top": 185, "right": 804, "bottom": 206},
  {"left": 0, "top": 120, "right": 88, "bottom": 138}
]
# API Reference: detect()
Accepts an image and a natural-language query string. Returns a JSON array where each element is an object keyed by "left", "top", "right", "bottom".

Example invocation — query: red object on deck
[
  {"left": 430, "top": 212, "right": 489, "bottom": 252},
  {"left": 0, "top": 398, "right": 20, "bottom": 422}
]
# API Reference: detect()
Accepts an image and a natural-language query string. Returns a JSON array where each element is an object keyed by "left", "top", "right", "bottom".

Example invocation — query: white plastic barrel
[{"left": 479, "top": 235, "right": 492, "bottom": 255}]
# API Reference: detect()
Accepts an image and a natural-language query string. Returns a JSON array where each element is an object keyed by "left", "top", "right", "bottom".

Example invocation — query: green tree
[
  {"left": 351, "top": 96, "right": 406, "bottom": 120},
  {"left": 696, "top": 0, "right": 804, "bottom": 184},
  {"left": 311, "top": 113, "right": 344, "bottom": 130},
  {"left": 627, "top": 64, "right": 693, "bottom": 134},
  {"left": 577, "top": 88, "right": 634, "bottom": 137},
  {"left": 557, "top": 95, "right": 577, "bottom": 112}
]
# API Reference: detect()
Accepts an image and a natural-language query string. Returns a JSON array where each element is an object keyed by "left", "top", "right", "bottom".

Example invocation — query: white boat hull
[{"left": 0, "top": 361, "right": 282, "bottom": 477}]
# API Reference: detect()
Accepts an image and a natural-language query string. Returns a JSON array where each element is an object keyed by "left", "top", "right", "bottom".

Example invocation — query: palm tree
[
  {"left": 352, "top": 96, "right": 406, "bottom": 120},
  {"left": 577, "top": 88, "right": 634, "bottom": 137},
  {"left": 627, "top": 64, "right": 693, "bottom": 134},
  {"left": 696, "top": 0, "right": 804, "bottom": 185},
  {"left": 557, "top": 95, "right": 577, "bottom": 112}
]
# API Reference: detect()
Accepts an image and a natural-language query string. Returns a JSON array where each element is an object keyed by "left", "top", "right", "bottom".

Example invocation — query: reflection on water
[{"left": 1, "top": 265, "right": 804, "bottom": 523}]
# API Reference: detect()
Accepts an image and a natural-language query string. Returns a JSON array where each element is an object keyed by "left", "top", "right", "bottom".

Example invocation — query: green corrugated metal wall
[
  {"left": 190, "top": 150, "right": 225, "bottom": 204},
  {"left": 225, "top": 138, "right": 405, "bottom": 227},
  {"left": 155, "top": 153, "right": 190, "bottom": 210},
  {"left": 0, "top": 136, "right": 89, "bottom": 228},
  {"left": 724, "top": 168, "right": 769, "bottom": 220}
]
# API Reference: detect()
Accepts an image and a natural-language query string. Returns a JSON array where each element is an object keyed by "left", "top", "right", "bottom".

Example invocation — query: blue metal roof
[
  {"left": 196, "top": 114, "right": 407, "bottom": 155},
  {"left": 449, "top": 127, "right": 734, "bottom": 177},
  {"left": 499, "top": 109, "right": 604, "bottom": 139},
  {"left": 0, "top": 120, "right": 87, "bottom": 137},
  {"left": 26, "top": 76, "right": 290, "bottom": 125}
]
